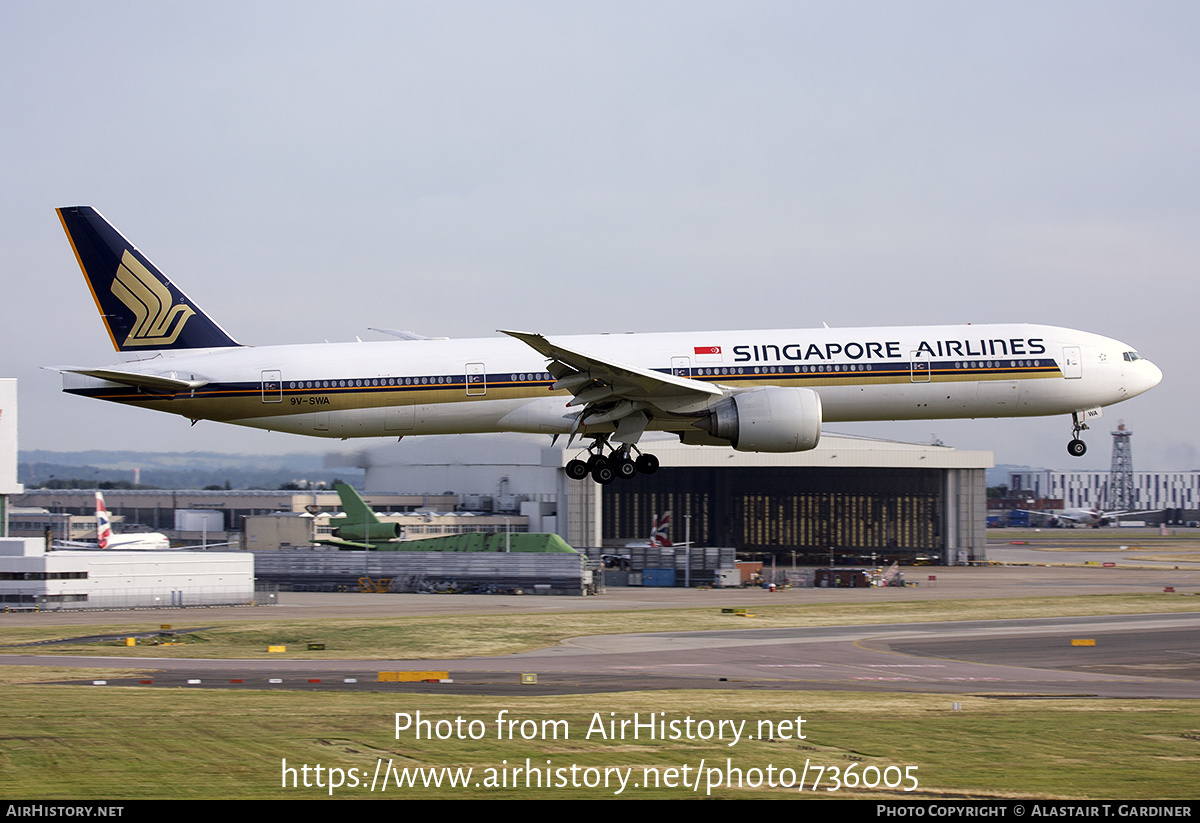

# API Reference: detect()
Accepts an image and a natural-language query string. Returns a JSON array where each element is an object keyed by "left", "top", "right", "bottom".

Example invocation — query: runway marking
[
  {"left": 609, "top": 664, "right": 707, "bottom": 669},
  {"left": 865, "top": 664, "right": 946, "bottom": 668}
]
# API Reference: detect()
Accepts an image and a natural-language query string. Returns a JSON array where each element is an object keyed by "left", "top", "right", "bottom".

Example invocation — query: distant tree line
[
  {"left": 34, "top": 478, "right": 156, "bottom": 490},
  {"left": 20, "top": 459, "right": 364, "bottom": 491},
  {"left": 28, "top": 476, "right": 349, "bottom": 491}
]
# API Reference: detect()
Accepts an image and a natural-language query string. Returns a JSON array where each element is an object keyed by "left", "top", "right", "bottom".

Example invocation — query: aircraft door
[
  {"left": 909, "top": 352, "right": 930, "bottom": 383},
  {"left": 261, "top": 370, "right": 282, "bottom": 402},
  {"left": 466, "top": 362, "right": 486, "bottom": 395},
  {"left": 671, "top": 356, "right": 691, "bottom": 378},
  {"left": 1062, "top": 347, "right": 1082, "bottom": 379}
]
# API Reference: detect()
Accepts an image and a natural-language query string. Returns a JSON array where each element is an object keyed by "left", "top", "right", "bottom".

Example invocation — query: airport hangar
[
  {"left": 330, "top": 432, "right": 992, "bottom": 566},
  {"left": 8, "top": 436, "right": 991, "bottom": 567}
]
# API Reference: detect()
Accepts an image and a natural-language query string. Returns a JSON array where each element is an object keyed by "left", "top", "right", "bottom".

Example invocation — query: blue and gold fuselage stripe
[{"left": 65, "top": 358, "right": 1064, "bottom": 415}]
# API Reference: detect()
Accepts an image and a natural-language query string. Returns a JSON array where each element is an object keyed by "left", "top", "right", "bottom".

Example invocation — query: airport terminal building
[{"left": 1010, "top": 469, "right": 1200, "bottom": 511}]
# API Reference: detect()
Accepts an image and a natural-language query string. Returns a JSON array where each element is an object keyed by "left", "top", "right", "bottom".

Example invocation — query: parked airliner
[
  {"left": 53, "top": 207, "right": 1162, "bottom": 484},
  {"left": 1016, "top": 506, "right": 1162, "bottom": 528},
  {"left": 55, "top": 492, "right": 170, "bottom": 550},
  {"left": 94, "top": 492, "right": 170, "bottom": 550}
]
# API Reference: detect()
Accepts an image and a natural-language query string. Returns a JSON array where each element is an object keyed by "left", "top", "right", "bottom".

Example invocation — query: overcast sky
[{"left": 2, "top": 1, "right": 1196, "bottom": 471}]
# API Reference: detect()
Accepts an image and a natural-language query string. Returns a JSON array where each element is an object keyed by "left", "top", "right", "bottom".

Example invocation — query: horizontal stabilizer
[{"left": 62, "top": 368, "right": 209, "bottom": 393}]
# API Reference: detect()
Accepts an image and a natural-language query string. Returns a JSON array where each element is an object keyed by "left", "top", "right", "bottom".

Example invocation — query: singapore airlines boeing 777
[{"left": 53, "top": 207, "right": 1163, "bottom": 484}]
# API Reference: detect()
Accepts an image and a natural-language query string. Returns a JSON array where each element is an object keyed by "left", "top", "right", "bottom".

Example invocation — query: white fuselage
[
  {"left": 102, "top": 533, "right": 172, "bottom": 551},
  {"left": 66, "top": 322, "right": 1162, "bottom": 442},
  {"left": 1055, "top": 507, "right": 1158, "bottom": 526}
]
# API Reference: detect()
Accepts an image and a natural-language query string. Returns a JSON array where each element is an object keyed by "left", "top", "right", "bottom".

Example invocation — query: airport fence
[{"left": 1, "top": 586, "right": 255, "bottom": 611}]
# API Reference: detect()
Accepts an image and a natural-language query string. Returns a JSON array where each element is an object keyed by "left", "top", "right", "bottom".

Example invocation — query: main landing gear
[
  {"left": 565, "top": 440, "right": 660, "bottom": 485},
  {"left": 1067, "top": 412, "right": 1088, "bottom": 457}
]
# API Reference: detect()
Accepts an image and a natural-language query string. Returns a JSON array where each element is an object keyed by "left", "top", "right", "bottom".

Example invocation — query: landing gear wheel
[
  {"left": 566, "top": 459, "right": 590, "bottom": 480},
  {"left": 1067, "top": 412, "right": 1090, "bottom": 459},
  {"left": 613, "top": 454, "right": 638, "bottom": 480},
  {"left": 636, "top": 453, "right": 660, "bottom": 475},
  {"left": 590, "top": 458, "right": 616, "bottom": 484}
]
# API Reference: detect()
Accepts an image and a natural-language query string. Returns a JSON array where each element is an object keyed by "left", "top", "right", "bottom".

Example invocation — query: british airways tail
[
  {"left": 95, "top": 491, "right": 114, "bottom": 549},
  {"left": 56, "top": 206, "right": 240, "bottom": 352},
  {"left": 94, "top": 491, "right": 170, "bottom": 551}
]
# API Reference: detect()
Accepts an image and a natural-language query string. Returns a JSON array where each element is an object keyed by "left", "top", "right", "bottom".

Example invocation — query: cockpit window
[{"left": 1123, "top": 351, "right": 1142, "bottom": 362}]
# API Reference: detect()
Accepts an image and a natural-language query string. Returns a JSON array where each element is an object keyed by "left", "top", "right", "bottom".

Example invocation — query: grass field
[
  {"left": 992, "top": 528, "right": 1200, "bottom": 542},
  {"left": 992, "top": 528, "right": 1200, "bottom": 550},
  {"left": 2, "top": 594, "right": 1199, "bottom": 800},
  {"left": 2, "top": 594, "right": 1198, "bottom": 660},
  {"left": 1, "top": 683, "right": 1198, "bottom": 799},
  {"left": 990, "top": 528, "right": 1200, "bottom": 565}
]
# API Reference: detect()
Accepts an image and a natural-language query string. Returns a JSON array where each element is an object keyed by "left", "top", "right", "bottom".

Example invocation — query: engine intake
[{"left": 693, "top": 387, "right": 822, "bottom": 452}]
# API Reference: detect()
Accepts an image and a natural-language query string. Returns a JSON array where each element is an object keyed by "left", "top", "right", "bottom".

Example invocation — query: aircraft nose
[
  {"left": 1135, "top": 359, "right": 1163, "bottom": 396},
  {"left": 1145, "top": 360, "right": 1163, "bottom": 390}
]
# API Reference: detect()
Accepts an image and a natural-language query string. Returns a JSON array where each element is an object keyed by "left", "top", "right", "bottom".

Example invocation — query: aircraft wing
[
  {"left": 368, "top": 328, "right": 449, "bottom": 341},
  {"left": 53, "top": 540, "right": 100, "bottom": 549},
  {"left": 500, "top": 330, "right": 723, "bottom": 442},
  {"left": 502, "top": 330, "right": 720, "bottom": 401},
  {"left": 1012, "top": 508, "right": 1057, "bottom": 521},
  {"left": 1104, "top": 509, "right": 1162, "bottom": 519},
  {"left": 314, "top": 537, "right": 384, "bottom": 551}
]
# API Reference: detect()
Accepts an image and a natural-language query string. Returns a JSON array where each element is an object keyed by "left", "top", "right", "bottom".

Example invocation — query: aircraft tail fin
[
  {"left": 95, "top": 491, "right": 113, "bottom": 549},
  {"left": 335, "top": 482, "right": 382, "bottom": 525},
  {"left": 648, "top": 511, "right": 672, "bottom": 547},
  {"left": 56, "top": 206, "right": 241, "bottom": 352},
  {"left": 330, "top": 483, "right": 403, "bottom": 544}
]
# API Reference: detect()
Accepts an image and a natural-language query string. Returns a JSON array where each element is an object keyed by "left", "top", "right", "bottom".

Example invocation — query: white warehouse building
[{"left": 0, "top": 538, "right": 254, "bottom": 610}]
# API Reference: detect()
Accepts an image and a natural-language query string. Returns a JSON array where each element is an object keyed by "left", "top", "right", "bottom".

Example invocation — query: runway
[{"left": 8, "top": 612, "right": 1199, "bottom": 699}]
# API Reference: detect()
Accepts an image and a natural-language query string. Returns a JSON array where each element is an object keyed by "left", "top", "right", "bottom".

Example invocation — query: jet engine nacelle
[
  {"left": 333, "top": 522, "right": 402, "bottom": 542},
  {"left": 694, "top": 387, "right": 822, "bottom": 452}
]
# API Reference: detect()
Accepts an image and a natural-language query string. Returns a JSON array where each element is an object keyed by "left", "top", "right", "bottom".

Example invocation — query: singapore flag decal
[{"left": 693, "top": 345, "right": 723, "bottom": 364}]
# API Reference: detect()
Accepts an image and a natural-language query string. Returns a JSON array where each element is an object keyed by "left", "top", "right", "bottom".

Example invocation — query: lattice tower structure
[{"left": 1109, "top": 421, "right": 1134, "bottom": 510}]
